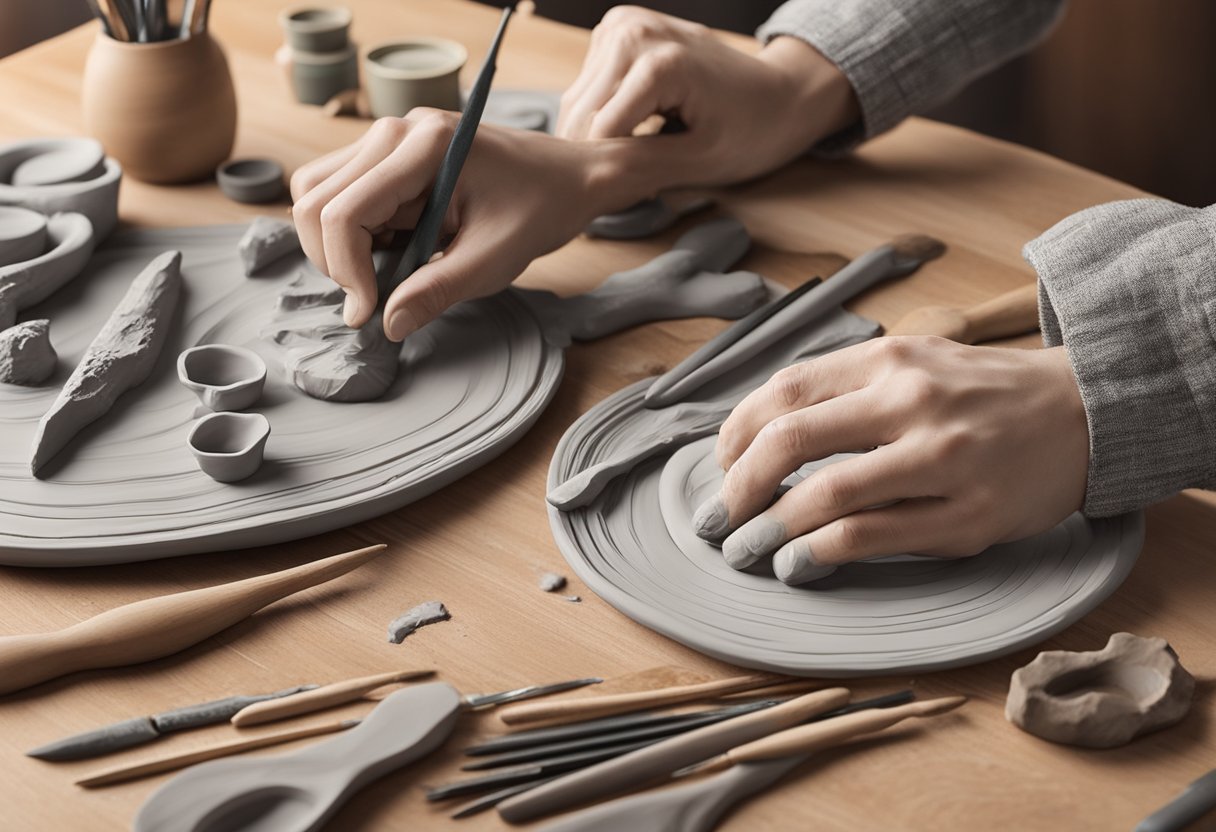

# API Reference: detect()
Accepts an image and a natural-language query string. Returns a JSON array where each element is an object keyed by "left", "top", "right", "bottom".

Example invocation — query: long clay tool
[
  {"left": 1135, "top": 768, "right": 1216, "bottom": 832},
  {"left": 497, "top": 687, "right": 850, "bottom": 823},
  {"left": 133, "top": 678, "right": 599, "bottom": 832},
  {"left": 230, "top": 668, "right": 434, "bottom": 727},
  {"left": 29, "top": 685, "right": 317, "bottom": 761},
  {"left": 886, "top": 282, "right": 1039, "bottom": 343},
  {"left": 31, "top": 250, "right": 182, "bottom": 475},
  {"left": 77, "top": 719, "right": 360, "bottom": 788},
  {"left": 0, "top": 543, "right": 385, "bottom": 696},
  {"left": 497, "top": 672, "right": 795, "bottom": 726},
  {"left": 643, "top": 235, "right": 946, "bottom": 409}
]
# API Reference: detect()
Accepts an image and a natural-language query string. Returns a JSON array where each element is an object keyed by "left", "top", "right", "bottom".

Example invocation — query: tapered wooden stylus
[
  {"left": 886, "top": 283, "right": 1039, "bottom": 344},
  {"left": 230, "top": 668, "right": 434, "bottom": 727},
  {"left": 497, "top": 673, "right": 792, "bottom": 726},
  {"left": 0, "top": 544, "right": 385, "bottom": 696},
  {"left": 682, "top": 695, "right": 967, "bottom": 775},
  {"left": 76, "top": 719, "right": 359, "bottom": 788}
]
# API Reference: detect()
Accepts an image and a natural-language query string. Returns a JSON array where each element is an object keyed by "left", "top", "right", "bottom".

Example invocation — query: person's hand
[
  {"left": 291, "top": 110, "right": 605, "bottom": 342},
  {"left": 691, "top": 338, "right": 1090, "bottom": 584},
  {"left": 556, "top": 6, "right": 858, "bottom": 184}
]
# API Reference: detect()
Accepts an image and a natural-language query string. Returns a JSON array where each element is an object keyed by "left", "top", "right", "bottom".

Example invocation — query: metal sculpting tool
[
  {"left": 643, "top": 235, "right": 946, "bottom": 409},
  {"left": 376, "top": 5, "right": 514, "bottom": 295},
  {"left": 1135, "top": 768, "right": 1216, "bottom": 832},
  {"left": 642, "top": 275, "right": 822, "bottom": 408},
  {"left": 28, "top": 685, "right": 317, "bottom": 761}
]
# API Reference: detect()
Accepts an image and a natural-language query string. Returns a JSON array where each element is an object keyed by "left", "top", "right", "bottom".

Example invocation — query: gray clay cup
[
  {"left": 0, "top": 205, "right": 48, "bottom": 267},
  {"left": 290, "top": 43, "right": 360, "bottom": 106},
  {"left": 216, "top": 158, "right": 286, "bottom": 204},
  {"left": 177, "top": 344, "right": 267, "bottom": 411},
  {"left": 279, "top": 5, "right": 352, "bottom": 53},
  {"left": 364, "top": 38, "right": 466, "bottom": 118},
  {"left": 188, "top": 411, "right": 271, "bottom": 483}
]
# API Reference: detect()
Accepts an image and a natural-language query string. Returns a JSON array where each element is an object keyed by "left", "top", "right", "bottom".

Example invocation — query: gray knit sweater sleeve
[
  {"left": 756, "top": 0, "right": 1066, "bottom": 151},
  {"left": 1023, "top": 200, "right": 1216, "bottom": 517}
]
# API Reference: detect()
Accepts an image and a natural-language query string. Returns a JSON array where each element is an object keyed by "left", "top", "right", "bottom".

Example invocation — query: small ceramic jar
[
  {"left": 177, "top": 344, "right": 267, "bottom": 411},
  {"left": 364, "top": 38, "right": 466, "bottom": 118},
  {"left": 188, "top": 411, "right": 271, "bottom": 483}
]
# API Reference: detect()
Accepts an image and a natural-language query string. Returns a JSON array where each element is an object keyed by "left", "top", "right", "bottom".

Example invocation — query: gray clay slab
[
  {"left": 547, "top": 306, "right": 1143, "bottom": 676},
  {"left": 0, "top": 224, "right": 563, "bottom": 566}
]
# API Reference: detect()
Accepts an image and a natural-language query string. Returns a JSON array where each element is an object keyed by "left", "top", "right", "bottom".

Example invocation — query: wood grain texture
[{"left": 0, "top": 2, "right": 1213, "bottom": 831}]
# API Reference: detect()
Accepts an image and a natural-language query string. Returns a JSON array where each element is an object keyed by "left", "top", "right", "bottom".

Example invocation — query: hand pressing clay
[
  {"left": 1006, "top": 632, "right": 1194, "bottom": 748},
  {"left": 30, "top": 250, "right": 182, "bottom": 476},
  {"left": 0, "top": 211, "right": 95, "bottom": 329},
  {"left": 0, "top": 319, "right": 56, "bottom": 385},
  {"left": 237, "top": 216, "right": 301, "bottom": 276}
]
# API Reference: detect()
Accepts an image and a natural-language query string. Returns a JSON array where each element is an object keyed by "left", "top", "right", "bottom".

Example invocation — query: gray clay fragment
[
  {"left": 538, "top": 572, "right": 567, "bottom": 592},
  {"left": 585, "top": 197, "right": 714, "bottom": 240},
  {"left": 30, "top": 250, "right": 182, "bottom": 476},
  {"left": 0, "top": 211, "right": 95, "bottom": 328},
  {"left": 0, "top": 319, "right": 56, "bottom": 385},
  {"left": 1006, "top": 632, "right": 1195, "bottom": 748},
  {"left": 237, "top": 216, "right": 301, "bottom": 276},
  {"left": 27, "top": 716, "right": 160, "bottom": 761},
  {"left": 387, "top": 600, "right": 450, "bottom": 644}
]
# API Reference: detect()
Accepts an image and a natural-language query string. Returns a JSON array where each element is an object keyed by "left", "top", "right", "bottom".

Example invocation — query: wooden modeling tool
[
  {"left": 677, "top": 695, "right": 968, "bottom": 776},
  {"left": 497, "top": 672, "right": 794, "bottom": 726},
  {"left": 886, "top": 282, "right": 1039, "bottom": 343},
  {"left": 497, "top": 687, "right": 850, "bottom": 823},
  {"left": 379, "top": 5, "right": 513, "bottom": 293},
  {"left": 0, "top": 543, "right": 385, "bottom": 696},
  {"left": 643, "top": 235, "right": 945, "bottom": 408},
  {"left": 230, "top": 668, "right": 435, "bottom": 727}
]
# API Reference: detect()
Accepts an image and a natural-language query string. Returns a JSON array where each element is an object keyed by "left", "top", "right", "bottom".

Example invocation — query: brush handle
[
  {"left": 498, "top": 673, "right": 788, "bottom": 726},
  {"left": 702, "top": 695, "right": 967, "bottom": 772},
  {"left": 231, "top": 668, "right": 433, "bottom": 727},
  {"left": 0, "top": 544, "right": 384, "bottom": 696},
  {"left": 77, "top": 720, "right": 355, "bottom": 788},
  {"left": 958, "top": 283, "right": 1040, "bottom": 344}
]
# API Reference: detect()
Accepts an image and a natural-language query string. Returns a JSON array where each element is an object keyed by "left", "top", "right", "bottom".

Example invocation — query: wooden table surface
[{"left": 2, "top": 1, "right": 1214, "bottom": 830}]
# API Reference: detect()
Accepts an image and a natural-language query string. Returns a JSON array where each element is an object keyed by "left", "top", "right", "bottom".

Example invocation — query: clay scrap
[
  {"left": 387, "top": 601, "right": 451, "bottom": 644},
  {"left": 238, "top": 216, "right": 300, "bottom": 275},
  {"left": 0, "top": 211, "right": 95, "bottom": 329},
  {"left": 538, "top": 571, "right": 581, "bottom": 603},
  {"left": 30, "top": 250, "right": 182, "bottom": 476},
  {"left": 1006, "top": 632, "right": 1194, "bottom": 748},
  {"left": 0, "top": 319, "right": 56, "bottom": 385}
]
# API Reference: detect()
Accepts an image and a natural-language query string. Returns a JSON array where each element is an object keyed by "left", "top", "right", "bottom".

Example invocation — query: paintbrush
[
  {"left": 377, "top": 5, "right": 513, "bottom": 294},
  {"left": 643, "top": 234, "right": 946, "bottom": 408},
  {"left": 0, "top": 544, "right": 385, "bottom": 696},
  {"left": 675, "top": 695, "right": 967, "bottom": 776}
]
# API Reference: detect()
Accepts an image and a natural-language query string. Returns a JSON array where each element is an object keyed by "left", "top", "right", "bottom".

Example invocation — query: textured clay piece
[
  {"left": 10, "top": 138, "right": 106, "bottom": 188},
  {"left": 0, "top": 138, "right": 122, "bottom": 238},
  {"left": 238, "top": 216, "right": 301, "bottom": 276},
  {"left": 387, "top": 601, "right": 451, "bottom": 644},
  {"left": 585, "top": 196, "right": 714, "bottom": 240},
  {"left": 1006, "top": 632, "right": 1195, "bottom": 748},
  {"left": 30, "top": 250, "right": 182, "bottom": 476},
  {"left": 0, "top": 544, "right": 384, "bottom": 696},
  {"left": 133, "top": 682, "right": 464, "bottom": 832},
  {"left": 177, "top": 344, "right": 267, "bottom": 411},
  {"left": 187, "top": 412, "right": 271, "bottom": 483},
  {"left": 0, "top": 319, "right": 57, "bottom": 385},
  {"left": 0, "top": 204, "right": 48, "bottom": 266},
  {"left": 0, "top": 211, "right": 95, "bottom": 328}
]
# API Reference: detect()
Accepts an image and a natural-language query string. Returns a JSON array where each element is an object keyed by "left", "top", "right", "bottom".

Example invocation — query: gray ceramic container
[
  {"left": 364, "top": 38, "right": 466, "bottom": 118},
  {"left": 290, "top": 43, "right": 359, "bottom": 106},
  {"left": 279, "top": 6, "right": 352, "bottom": 53},
  {"left": 187, "top": 411, "right": 271, "bottom": 483}
]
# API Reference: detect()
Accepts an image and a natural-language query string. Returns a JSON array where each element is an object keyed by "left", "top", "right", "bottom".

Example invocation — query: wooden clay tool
[
  {"left": 886, "top": 282, "right": 1039, "bottom": 343},
  {"left": 643, "top": 235, "right": 945, "bottom": 408},
  {"left": 0, "top": 543, "right": 384, "bottom": 696},
  {"left": 497, "top": 672, "right": 797, "bottom": 726},
  {"left": 497, "top": 687, "right": 850, "bottom": 823},
  {"left": 230, "top": 668, "right": 435, "bottom": 727}
]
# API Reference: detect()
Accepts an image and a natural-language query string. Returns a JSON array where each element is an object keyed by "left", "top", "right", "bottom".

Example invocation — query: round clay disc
[
  {"left": 9, "top": 138, "right": 106, "bottom": 188},
  {"left": 216, "top": 158, "right": 286, "bottom": 204}
]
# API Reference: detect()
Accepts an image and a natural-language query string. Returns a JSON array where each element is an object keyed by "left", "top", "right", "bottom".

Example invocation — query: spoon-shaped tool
[{"left": 133, "top": 678, "right": 600, "bottom": 832}]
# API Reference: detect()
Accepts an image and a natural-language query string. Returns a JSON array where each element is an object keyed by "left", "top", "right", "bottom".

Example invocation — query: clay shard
[
  {"left": 0, "top": 211, "right": 95, "bottom": 327},
  {"left": 30, "top": 250, "right": 182, "bottom": 476},
  {"left": 1006, "top": 632, "right": 1195, "bottom": 748},
  {"left": 538, "top": 572, "right": 567, "bottom": 592},
  {"left": 0, "top": 319, "right": 56, "bottom": 385},
  {"left": 387, "top": 601, "right": 450, "bottom": 644},
  {"left": 237, "top": 216, "right": 301, "bottom": 276}
]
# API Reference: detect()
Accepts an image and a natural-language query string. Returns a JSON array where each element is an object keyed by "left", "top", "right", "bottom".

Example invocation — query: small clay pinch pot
[
  {"left": 178, "top": 344, "right": 267, "bottom": 411},
  {"left": 187, "top": 411, "right": 271, "bottom": 483},
  {"left": 216, "top": 159, "right": 286, "bottom": 205},
  {"left": 1006, "top": 632, "right": 1195, "bottom": 748},
  {"left": 279, "top": 5, "right": 353, "bottom": 52}
]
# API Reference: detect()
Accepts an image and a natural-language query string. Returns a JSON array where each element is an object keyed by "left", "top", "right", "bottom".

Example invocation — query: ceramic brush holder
[{"left": 82, "top": 32, "right": 237, "bottom": 184}]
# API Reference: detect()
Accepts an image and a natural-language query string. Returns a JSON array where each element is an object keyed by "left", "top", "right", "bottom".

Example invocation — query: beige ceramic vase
[{"left": 82, "top": 33, "right": 237, "bottom": 184}]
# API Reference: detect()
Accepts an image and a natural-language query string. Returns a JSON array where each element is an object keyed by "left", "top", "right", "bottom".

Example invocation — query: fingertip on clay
[
  {"left": 691, "top": 494, "right": 730, "bottom": 542},
  {"left": 722, "top": 514, "right": 786, "bottom": 570},
  {"left": 773, "top": 541, "right": 837, "bottom": 585}
]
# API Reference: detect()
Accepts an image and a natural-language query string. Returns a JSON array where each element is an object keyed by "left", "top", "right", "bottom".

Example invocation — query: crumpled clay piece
[
  {"left": 1006, "top": 632, "right": 1195, "bottom": 748},
  {"left": 0, "top": 319, "right": 56, "bottom": 385}
]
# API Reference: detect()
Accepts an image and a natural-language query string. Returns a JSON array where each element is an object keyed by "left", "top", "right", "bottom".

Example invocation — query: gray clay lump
[
  {"left": 0, "top": 319, "right": 56, "bottom": 385},
  {"left": 387, "top": 601, "right": 450, "bottom": 644},
  {"left": 238, "top": 216, "right": 301, "bottom": 276}
]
